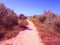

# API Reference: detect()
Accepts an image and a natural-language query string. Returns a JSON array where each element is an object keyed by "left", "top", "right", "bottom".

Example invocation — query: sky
[{"left": 0, "top": 0, "right": 60, "bottom": 16}]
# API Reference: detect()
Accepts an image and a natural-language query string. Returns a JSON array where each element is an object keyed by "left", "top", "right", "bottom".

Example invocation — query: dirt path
[{"left": 0, "top": 20, "right": 44, "bottom": 45}]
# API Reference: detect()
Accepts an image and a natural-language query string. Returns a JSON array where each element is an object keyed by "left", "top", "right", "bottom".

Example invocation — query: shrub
[{"left": 19, "top": 14, "right": 27, "bottom": 20}]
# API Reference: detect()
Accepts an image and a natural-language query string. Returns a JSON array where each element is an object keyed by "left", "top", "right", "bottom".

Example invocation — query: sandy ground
[{"left": 0, "top": 20, "right": 44, "bottom": 45}]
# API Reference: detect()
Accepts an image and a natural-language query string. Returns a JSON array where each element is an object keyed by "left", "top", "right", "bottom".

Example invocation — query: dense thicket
[
  {"left": 0, "top": 3, "right": 28, "bottom": 40},
  {"left": 29, "top": 11, "right": 60, "bottom": 45},
  {"left": 32, "top": 10, "right": 60, "bottom": 34},
  {"left": 0, "top": 3, "right": 18, "bottom": 29}
]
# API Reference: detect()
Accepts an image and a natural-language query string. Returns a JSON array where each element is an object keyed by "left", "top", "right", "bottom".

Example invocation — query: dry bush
[
  {"left": 30, "top": 17, "right": 60, "bottom": 45},
  {"left": 0, "top": 3, "right": 18, "bottom": 29},
  {"left": 53, "top": 16, "right": 60, "bottom": 34},
  {"left": 18, "top": 14, "right": 28, "bottom": 31},
  {"left": 18, "top": 19, "right": 28, "bottom": 30},
  {"left": 30, "top": 10, "right": 60, "bottom": 45},
  {"left": 32, "top": 14, "right": 47, "bottom": 23},
  {"left": 19, "top": 14, "right": 27, "bottom": 20},
  {"left": 0, "top": 3, "right": 28, "bottom": 41},
  {"left": 0, "top": 3, "right": 19, "bottom": 40}
]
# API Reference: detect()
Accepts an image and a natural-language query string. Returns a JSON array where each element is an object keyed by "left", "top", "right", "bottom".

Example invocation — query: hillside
[{"left": 0, "top": 3, "right": 60, "bottom": 45}]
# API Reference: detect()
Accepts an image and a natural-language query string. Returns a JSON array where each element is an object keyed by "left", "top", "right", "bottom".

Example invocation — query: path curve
[{"left": 0, "top": 19, "right": 44, "bottom": 45}]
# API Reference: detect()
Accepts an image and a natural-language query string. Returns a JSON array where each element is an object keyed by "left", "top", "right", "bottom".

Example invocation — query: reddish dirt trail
[{"left": 0, "top": 20, "right": 44, "bottom": 45}]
